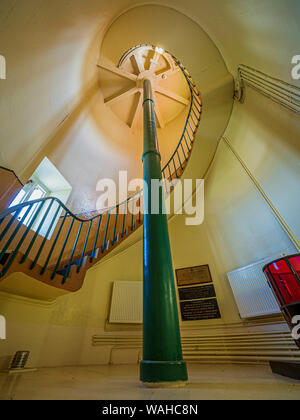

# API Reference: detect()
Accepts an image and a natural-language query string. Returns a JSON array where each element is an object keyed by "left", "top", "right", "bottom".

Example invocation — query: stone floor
[{"left": 0, "top": 363, "right": 299, "bottom": 400}]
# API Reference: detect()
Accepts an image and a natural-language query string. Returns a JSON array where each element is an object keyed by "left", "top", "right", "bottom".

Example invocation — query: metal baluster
[
  {"left": 102, "top": 212, "right": 110, "bottom": 253},
  {"left": 184, "top": 134, "right": 190, "bottom": 152},
  {"left": 77, "top": 220, "right": 92, "bottom": 272},
  {"left": 62, "top": 221, "right": 83, "bottom": 283},
  {"left": 131, "top": 199, "right": 134, "bottom": 231},
  {"left": 177, "top": 150, "right": 183, "bottom": 171},
  {"left": 192, "top": 100, "right": 202, "bottom": 115},
  {"left": 121, "top": 204, "right": 127, "bottom": 238},
  {"left": 0, "top": 208, "right": 22, "bottom": 243},
  {"left": 188, "top": 119, "right": 194, "bottom": 135},
  {"left": 190, "top": 85, "right": 200, "bottom": 96},
  {"left": 167, "top": 163, "right": 172, "bottom": 183},
  {"left": 30, "top": 204, "right": 61, "bottom": 270},
  {"left": 1, "top": 202, "right": 44, "bottom": 276},
  {"left": 51, "top": 216, "right": 75, "bottom": 280},
  {"left": 190, "top": 110, "right": 197, "bottom": 128},
  {"left": 162, "top": 170, "right": 168, "bottom": 194},
  {"left": 186, "top": 126, "right": 193, "bottom": 144},
  {"left": 0, "top": 205, "right": 32, "bottom": 265},
  {"left": 112, "top": 206, "right": 119, "bottom": 246},
  {"left": 90, "top": 214, "right": 102, "bottom": 262},
  {"left": 193, "top": 93, "right": 201, "bottom": 107},
  {"left": 20, "top": 199, "right": 54, "bottom": 264},
  {"left": 173, "top": 158, "right": 178, "bottom": 179},
  {"left": 181, "top": 143, "right": 187, "bottom": 161},
  {"left": 40, "top": 212, "right": 67, "bottom": 275},
  {"left": 191, "top": 106, "right": 199, "bottom": 121}
]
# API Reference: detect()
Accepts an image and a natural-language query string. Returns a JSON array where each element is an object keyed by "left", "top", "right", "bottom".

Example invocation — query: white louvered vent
[
  {"left": 227, "top": 249, "right": 295, "bottom": 319},
  {"left": 109, "top": 281, "right": 143, "bottom": 323}
]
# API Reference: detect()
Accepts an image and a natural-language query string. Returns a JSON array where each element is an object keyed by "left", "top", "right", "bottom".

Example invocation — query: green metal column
[{"left": 140, "top": 79, "right": 188, "bottom": 386}]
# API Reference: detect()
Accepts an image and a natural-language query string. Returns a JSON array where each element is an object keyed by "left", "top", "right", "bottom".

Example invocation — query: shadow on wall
[
  {"left": 224, "top": 87, "right": 300, "bottom": 214},
  {"left": 0, "top": 355, "right": 12, "bottom": 371},
  {"left": 82, "top": 33, "right": 145, "bottom": 158},
  {"left": 22, "top": 79, "right": 100, "bottom": 183},
  {"left": 215, "top": 0, "right": 300, "bottom": 84}
]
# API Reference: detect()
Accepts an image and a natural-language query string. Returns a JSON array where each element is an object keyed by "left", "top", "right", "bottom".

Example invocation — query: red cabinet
[{"left": 263, "top": 254, "right": 300, "bottom": 349}]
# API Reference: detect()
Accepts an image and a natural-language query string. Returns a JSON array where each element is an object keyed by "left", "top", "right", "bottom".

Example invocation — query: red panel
[
  {"left": 289, "top": 255, "right": 300, "bottom": 277},
  {"left": 264, "top": 269, "right": 285, "bottom": 306},
  {"left": 268, "top": 259, "right": 300, "bottom": 305}
]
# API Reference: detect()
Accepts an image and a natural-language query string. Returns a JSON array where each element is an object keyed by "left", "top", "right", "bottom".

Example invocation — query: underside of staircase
[{"left": 0, "top": 215, "right": 142, "bottom": 294}]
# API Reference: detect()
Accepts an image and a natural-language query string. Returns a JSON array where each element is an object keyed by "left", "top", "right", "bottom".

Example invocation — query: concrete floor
[{"left": 0, "top": 363, "right": 299, "bottom": 400}]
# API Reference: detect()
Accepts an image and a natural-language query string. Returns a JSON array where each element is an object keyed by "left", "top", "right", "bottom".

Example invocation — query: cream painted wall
[
  {"left": 1, "top": 0, "right": 299, "bottom": 369},
  {"left": 143, "top": 0, "right": 300, "bottom": 84},
  {"left": 1, "top": 82, "right": 298, "bottom": 366},
  {"left": 0, "top": 2, "right": 232, "bottom": 214},
  {"left": 0, "top": 243, "right": 144, "bottom": 369},
  {"left": 224, "top": 89, "right": 300, "bottom": 243},
  {"left": 1, "top": 0, "right": 299, "bottom": 207}
]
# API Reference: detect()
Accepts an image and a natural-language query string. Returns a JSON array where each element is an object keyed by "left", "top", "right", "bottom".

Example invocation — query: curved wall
[
  {"left": 1, "top": 0, "right": 299, "bottom": 369},
  {"left": 0, "top": 2, "right": 232, "bottom": 213}
]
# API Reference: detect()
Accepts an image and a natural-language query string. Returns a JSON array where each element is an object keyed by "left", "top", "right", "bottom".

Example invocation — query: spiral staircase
[{"left": 0, "top": 46, "right": 202, "bottom": 299}]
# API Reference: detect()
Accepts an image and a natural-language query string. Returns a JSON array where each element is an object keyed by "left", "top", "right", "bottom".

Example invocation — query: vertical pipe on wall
[{"left": 140, "top": 79, "right": 188, "bottom": 387}]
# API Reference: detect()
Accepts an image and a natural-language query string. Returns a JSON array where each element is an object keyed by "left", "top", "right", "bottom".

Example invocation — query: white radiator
[
  {"left": 227, "top": 249, "right": 295, "bottom": 318},
  {"left": 109, "top": 281, "right": 143, "bottom": 323}
]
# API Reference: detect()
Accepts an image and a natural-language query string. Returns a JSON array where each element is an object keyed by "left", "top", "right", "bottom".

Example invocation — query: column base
[
  {"left": 140, "top": 360, "right": 188, "bottom": 386},
  {"left": 142, "top": 381, "right": 187, "bottom": 389}
]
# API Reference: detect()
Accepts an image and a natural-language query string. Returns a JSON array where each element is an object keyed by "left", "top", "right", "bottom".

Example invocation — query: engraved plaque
[
  {"left": 178, "top": 284, "right": 216, "bottom": 301},
  {"left": 180, "top": 298, "right": 221, "bottom": 321},
  {"left": 176, "top": 265, "right": 212, "bottom": 286}
]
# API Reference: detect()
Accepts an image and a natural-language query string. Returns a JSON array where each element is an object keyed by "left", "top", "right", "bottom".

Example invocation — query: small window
[
  {"left": 20, "top": 186, "right": 47, "bottom": 225},
  {"left": 10, "top": 181, "right": 48, "bottom": 226},
  {"left": 9, "top": 189, "right": 26, "bottom": 208},
  {"left": 8, "top": 157, "right": 72, "bottom": 239}
]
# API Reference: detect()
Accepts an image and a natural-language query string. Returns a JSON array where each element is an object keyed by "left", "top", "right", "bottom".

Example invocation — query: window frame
[{"left": 9, "top": 180, "right": 50, "bottom": 225}]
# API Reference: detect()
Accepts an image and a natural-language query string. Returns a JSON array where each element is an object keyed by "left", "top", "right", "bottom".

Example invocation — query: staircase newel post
[{"left": 140, "top": 79, "right": 188, "bottom": 386}]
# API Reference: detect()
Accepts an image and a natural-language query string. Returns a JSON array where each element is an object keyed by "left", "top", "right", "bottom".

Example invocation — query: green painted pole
[{"left": 140, "top": 79, "right": 188, "bottom": 386}]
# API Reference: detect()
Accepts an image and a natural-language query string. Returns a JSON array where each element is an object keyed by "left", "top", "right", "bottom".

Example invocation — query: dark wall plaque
[
  {"left": 180, "top": 298, "right": 221, "bottom": 321},
  {"left": 178, "top": 284, "right": 216, "bottom": 301},
  {"left": 176, "top": 265, "right": 212, "bottom": 286}
]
